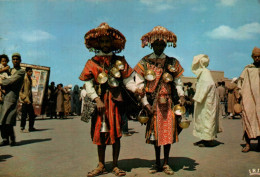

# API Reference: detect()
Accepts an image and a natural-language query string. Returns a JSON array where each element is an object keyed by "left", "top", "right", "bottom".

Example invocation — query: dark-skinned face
[
  {"left": 151, "top": 39, "right": 166, "bottom": 56},
  {"left": 99, "top": 36, "right": 113, "bottom": 54},
  {"left": 27, "top": 70, "right": 33, "bottom": 77},
  {"left": 253, "top": 54, "right": 260, "bottom": 65},
  {"left": 12, "top": 56, "right": 21, "bottom": 68}
]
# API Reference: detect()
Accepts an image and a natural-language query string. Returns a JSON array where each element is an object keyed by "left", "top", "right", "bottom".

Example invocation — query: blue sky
[{"left": 0, "top": 0, "right": 260, "bottom": 87}]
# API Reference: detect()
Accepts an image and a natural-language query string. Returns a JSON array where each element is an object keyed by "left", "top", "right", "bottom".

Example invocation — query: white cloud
[
  {"left": 218, "top": 0, "right": 238, "bottom": 6},
  {"left": 20, "top": 30, "right": 54, "bottom": 42},
  {"left": 140, "top": 0, "right": 175, "bottom": 12},
  {"left": 206, "top": 22, "right": 260, "bottom": 40}
]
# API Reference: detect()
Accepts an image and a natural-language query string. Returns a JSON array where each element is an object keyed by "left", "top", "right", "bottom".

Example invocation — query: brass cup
[
  {"left": 137, "top": 109, "right": 149, "bottom": 124},
  {"left": 179, "top": 119, "right": 191, "bottom": 129},
  {"left": 144, "top": 69, "right": 156, "bottom": 81},
  {"left": 110, "top": 67, "right": 121, "bottom": 78},
  {"left": 173, "top": 104, "right": 186, "bottom": 116},
  {"left": 168, "top": 64, "right": 176, "bottom": 72},
  {"left": 162, "top": 72, "right": 173, "bottom": 83},
  {"left": 97, "top": 72, "right": 108, "bottom": 84},
  {"left": 108, "top": 77, "right": 119, "bottom": 88},
  {"left": 115, "top": 60, "right": 125, "bottom": 71}
]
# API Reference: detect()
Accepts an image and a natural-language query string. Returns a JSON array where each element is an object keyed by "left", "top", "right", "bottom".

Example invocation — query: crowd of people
[
  {"left": 0, "top": 22, "right": 259, "bottom": 177},
  {"left": 45, "top": 82, "right": 86, "bottom": 119}
]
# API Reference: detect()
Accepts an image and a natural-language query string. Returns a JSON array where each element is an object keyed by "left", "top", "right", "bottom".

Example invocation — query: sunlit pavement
[{"left": 0, "top": 116, "right": 259, "bottom": 177}]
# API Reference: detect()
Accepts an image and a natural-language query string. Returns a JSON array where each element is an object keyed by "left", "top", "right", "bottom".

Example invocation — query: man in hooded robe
[
  {"left": 238, "top": 47, "right": 260, "bottom": 153},
  {"left": 191, "top": 54, "right": 222, "bottom": 147},
  {"left": 226, "top": 77, "right": 240, "bottom": 119}
]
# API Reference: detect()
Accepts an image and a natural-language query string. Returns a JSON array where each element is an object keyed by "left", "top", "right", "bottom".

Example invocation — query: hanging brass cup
[
  {"left": 162, "top": 72, "right": 173, "bottom": 83},
  {"left": 137, "top": 109, "right": 149, "bottom": 124},
  {"left": 144, "top": 69, "right": 156, "bottom": 81},
  {"left": 173, "top": 104, "right": 186, "bottom": 116},
  {"left": 97, "top": 72, "right": 108, "bottom": 84},
  {"left": 168, "top": 64, "right": 176, "bottom": 72},
  {"left": 179, "top": 119, "right": 191, "bottom": 129},
  {"left": 108, "top": 77, "right": 119, "bottom": 88},
  {"left": 115, "top": 60, "right": 125, "bottom": 71},
  {"left": 110, "top": 67, "right": 121, "bottom": 78}
]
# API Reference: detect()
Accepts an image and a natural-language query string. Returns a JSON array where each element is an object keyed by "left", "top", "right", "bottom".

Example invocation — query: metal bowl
[
  {"left": 173, "top": 104, "right": 186, "bottom": 115},
  {"left": 97, "top": 72, "right": 108, "bottom": 84},
  {"left": 144, "top": 69, "right": 156, "bottom": 81},
  {"left": 110, "top": 67, "right": 121, "bottom": 78},
  {"left": 108, "top": 77, "right": 119, "bottom": 88},
  {"left": 162, "top": 72, "right": 173, "bottom": 83},
  {"left": 138, "top": 116, "right": 149, "bottom": 124},
  {"left": 115, "top": 60, "right": 124, "bottom": 70},
  {"left": 179, "top": 120, "right": 191, "bottom": 129}
]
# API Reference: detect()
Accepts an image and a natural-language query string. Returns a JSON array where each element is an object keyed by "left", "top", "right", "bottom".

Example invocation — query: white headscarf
[{"left": 191, "top": 54, "right": 210, "bottom": 77}]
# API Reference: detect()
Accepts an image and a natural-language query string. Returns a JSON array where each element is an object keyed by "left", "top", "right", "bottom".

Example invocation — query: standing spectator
[
  {"left": 238, "top": 46, "right": 260, "bottom": 152},
  {"left": 80, "top": 83, "right": 87, "bottom": 114},
  {"left": 0, "top": 53, "right": 25, "bottom": 146},
  {"left": 63, "top": 86, "right": 71, "bottom": 118},
  {"left": 48, "top": 82, "right": 57, "bottom": 119},
  {"left": 19, "top": 67, "right": 37, "bottom": 132},
  {"left": 56, "top": 83, "right": 65, "bottom": 119},
  {"left": 226, "top": 77, "right": 241, "bottom": 119},
  {"left": 217, "top": 81, "right": 226, "bottom": 118},
  {"left": 191, "top": 54, "right": 222, "bottom": 147},
  {"left": 185, "top": 82, "right": 195, "bottom": 119},
  {"left": 0, "top": 54, "right": 11, "bottom": 102},
  {"left": 72, "top": 84, "right": 81, "bottom": 116}
]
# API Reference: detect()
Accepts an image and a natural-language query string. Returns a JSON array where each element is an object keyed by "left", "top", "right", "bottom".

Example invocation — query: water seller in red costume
[
  {"left": 134, "top": 26, "right": 186, "bottom": 175},
  {"left": 79, "top": 23, "right": 136, "bottom": 177}
]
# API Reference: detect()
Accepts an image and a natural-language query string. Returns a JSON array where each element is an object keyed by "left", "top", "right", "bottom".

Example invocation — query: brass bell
[
  {"left": 162, "top": 72, "right": 173, "bottom": 83},
  {"left": 115, "top": 60, "right": 124, "bottom": 71},
  {"left": 150, "top": 130, "right": 156, "bottom": 141},
  {"left": 144, "top": 69, "right": 156, "bottom": 81},
  {"left": 108, "top": 77, "right": 119, "bottom": 88},
  {"left": 110, "top": 67, "right": 121, "bottom": 78},
  {"left": 173, "top": 104, "right": 186, "bottom": 116},
  {"left": 137, "top": 109, "right": 149, "bottom": 124},
  {"left": 168, "top": 64, "right": 176, "bottom": 72},
  {"left": 97, "top": 72, "right": 108, "bottom": 84},
  {"left": 100, "top": 114, "right": 109, "bottom": 133}
]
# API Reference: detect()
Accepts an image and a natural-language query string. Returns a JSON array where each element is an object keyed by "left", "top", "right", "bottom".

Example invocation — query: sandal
[
  {"left": 241, "top": 145, "right": 250, "bottom": 153},
  {"left": 148, "top": 164, "right": 161, "bottom": 174},
  {"left": 163, "top": 165, "right": 174, "bottom": 175},
  {"left": 112, "top": 167, "right": 126, "bottom": 176},
  {"left": 87, "top": 166, "right": 107, "bottom": 177}
]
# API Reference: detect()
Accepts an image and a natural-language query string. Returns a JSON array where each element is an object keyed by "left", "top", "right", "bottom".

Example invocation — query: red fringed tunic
[{"left": 79, "top": 55, "right": 133, "bottom": 145}]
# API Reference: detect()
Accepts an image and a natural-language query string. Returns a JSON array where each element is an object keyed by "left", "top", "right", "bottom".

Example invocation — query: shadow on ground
[
  {"left": 105, "top": 157, "right": 199, "bottom": 172},
  {"left": 17, "top": 138, "right": 52, "bottom": 146},
  {"left": 0, "top": 155, "right": 13, "bottom": 162}
]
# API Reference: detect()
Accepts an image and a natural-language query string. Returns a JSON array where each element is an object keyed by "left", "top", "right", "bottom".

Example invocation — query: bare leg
[
  {"left": 154, "top": 145, "right": 161, "bottom": 166},
  {"left": 112, "top": 139, "right": 120, "bottom": 168},
  {"left": 98, "top": 145, "right": 106, "bottom": 167},
  {"left": 163, "top": 144, "right": 171, "bottom": 166},
  {"left": 242, "top": 132, "right": 251, "bottom": 152}
]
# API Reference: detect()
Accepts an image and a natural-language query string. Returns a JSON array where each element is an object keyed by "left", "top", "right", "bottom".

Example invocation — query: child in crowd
[{"left": 0, "top": 54, "right": 11, "bottom": 102}]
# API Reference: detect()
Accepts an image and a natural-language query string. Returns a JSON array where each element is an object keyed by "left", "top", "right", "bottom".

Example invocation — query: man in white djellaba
[{"left": 191, "top": 54, "right": 222, "bottom": 147}]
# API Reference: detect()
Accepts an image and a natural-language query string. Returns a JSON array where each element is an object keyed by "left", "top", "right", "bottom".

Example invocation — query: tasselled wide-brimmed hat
[
  {"left": 141, "top": 26, "right": 177, "bottom": 48},
  {"left": 84, "top": 22, "right": 126, "bottom": 53}
]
